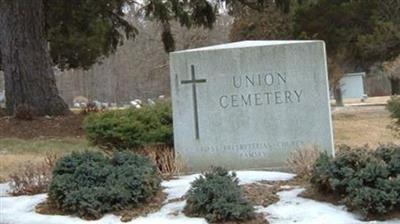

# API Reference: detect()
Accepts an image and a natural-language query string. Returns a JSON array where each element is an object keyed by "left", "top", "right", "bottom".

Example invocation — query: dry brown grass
[
  {"left": 136, "top": 145, "right": 186, "bottom": 178},
  {"left": 242, "top": 182, "right": 280, "bottom": 207},
  {"left": 285, "top": 145, "right": 321, "bottom": 179},
  {"left": 333, "top": 106, "right": 400, "bottom": 147},
  {"left": 331, "top": 96, "right": 390, "bottom": 106},
  {"left": 0, "top": 137, "right": 94, "bottom": 182},
  {"left": 0, "top": 154, "right": 43, "bottom": 181},
  {"left": 9, "top": 152, "right": 60, "bottom": 195}
]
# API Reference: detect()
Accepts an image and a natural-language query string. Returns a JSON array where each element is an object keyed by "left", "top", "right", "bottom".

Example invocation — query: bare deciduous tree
[{"left": 57, "top": 14, "right": 232, "bottom": 106}]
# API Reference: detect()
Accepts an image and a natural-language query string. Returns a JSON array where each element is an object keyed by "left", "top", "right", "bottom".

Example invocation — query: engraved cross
[{"left": 180, "top": 65, "right": 207, "bottom": 140}]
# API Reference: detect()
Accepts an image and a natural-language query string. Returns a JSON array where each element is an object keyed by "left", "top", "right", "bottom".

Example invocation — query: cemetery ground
[
  {"left": 0, "top": 97, "right": 396, "bottom": 181},
  {"left": 1, "top": 97, "right": 400, "bottom": 223},
  {"left": 0, "top": 114, "right": 88, "bottom": 181},
  {"left": 333, "top": 105, "right": 400, "bottom": 147}
]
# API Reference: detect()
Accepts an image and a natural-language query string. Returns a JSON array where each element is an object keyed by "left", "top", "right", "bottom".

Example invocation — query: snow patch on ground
[
  {"left": 235, "top": 171, "right": 295, "bottom": 184},
  {"left": 161, "top": 171, "right": 294, "bottom": 201},
  {"left": 0, "top": 194, "right": 205, "bottom": 224},
  {"left": 264, "top": 188, "right": 400, "bottom": 224},
  {"left": 162, "top": 174, "right": 200, "bottom": 200},
  {"left": 1, "top": 171, "right": 399, "bottom": 224},
  {"left": 0, "top": 194, "right": 88, "bottom": 224},
  {"left": 0, "top": 183, "right": 10, "bottom": 197},
  {"left": 2, "top": 171, "right": 293, "bottom": 224},
  {"left": 129, "top": 201, "right": 207, "bottom": 224}
]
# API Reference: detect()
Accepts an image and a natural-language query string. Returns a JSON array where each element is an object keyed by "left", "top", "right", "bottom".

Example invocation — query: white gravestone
[
  {"left": 170, "top": 41, "right": 334, "bottom": 171},
  {"left": 340, "top": 72, "right": 366, "bottom": 100}
]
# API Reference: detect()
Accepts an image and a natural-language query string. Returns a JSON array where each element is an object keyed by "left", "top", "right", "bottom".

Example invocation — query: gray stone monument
[
  {"left": 170, "top": 41, "right": 334, "bottom": 171},
  {"left": 340, "top": 72, "right": 367, "bottom": 100}
]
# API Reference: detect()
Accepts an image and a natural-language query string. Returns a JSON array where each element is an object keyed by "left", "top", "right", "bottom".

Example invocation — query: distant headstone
[
  {"left": 170, "top": 41, "right": 334, "bottom": 171},
  {"left": 73, "top": 96, "right": 89, "bottom": 108},
  {"left": 340, "top": 72, "right": 367, "bottom": 100},
  {"left": 130, "top": 99, "right": 142, "bottom": 108}
]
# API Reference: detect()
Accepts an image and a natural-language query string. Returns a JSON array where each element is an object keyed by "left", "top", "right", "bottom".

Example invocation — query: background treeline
[
  {"left": 56, "top": 15, "right": 232, "bottom": 106},
  {"left": 1, "top": 0, "right": 400, "bottom": 106}
]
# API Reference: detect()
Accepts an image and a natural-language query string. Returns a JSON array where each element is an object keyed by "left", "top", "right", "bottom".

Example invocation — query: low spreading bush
[
  {"left": 184, "top": 167, "right": 254, "bottom": 222},
  {"left": 311, "top": 144, "right": 400, "bottom": 218},
  {"left": 48, "top": 151, "right": 161, "bottom": 219},
  {"left": 83, "top": 101, "right": 172, "bottom": 150}
]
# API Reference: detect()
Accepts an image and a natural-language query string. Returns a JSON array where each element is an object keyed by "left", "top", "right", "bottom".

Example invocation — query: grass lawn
[
  {"left": 0, "top": 137, "right": 97, "bottom": 181},
  {"left": 333, "top": 106, "right": 400, "bottom": 147}
]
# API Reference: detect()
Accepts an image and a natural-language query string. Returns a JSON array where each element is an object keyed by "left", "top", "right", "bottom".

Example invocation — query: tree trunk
[
  {"left": 334, "top": 85, "right": 344, "bottom": 107},
  {"left": 0, "top": 0, "right": 70, "bottom": 116}
]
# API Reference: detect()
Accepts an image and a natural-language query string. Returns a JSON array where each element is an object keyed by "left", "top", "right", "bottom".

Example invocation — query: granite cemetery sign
[{"left": 170, "top": 41, "right": 334, "bottom": 171}]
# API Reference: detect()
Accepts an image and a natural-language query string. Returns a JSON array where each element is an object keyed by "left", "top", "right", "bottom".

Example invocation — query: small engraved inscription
[{"left": 199, "top": 140, "right": 305, "bottom": 157}]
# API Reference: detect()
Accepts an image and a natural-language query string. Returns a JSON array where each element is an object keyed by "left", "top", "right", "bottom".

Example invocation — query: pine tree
[{"left": 0, "top": 0, "right": 217, "bottom": 116}]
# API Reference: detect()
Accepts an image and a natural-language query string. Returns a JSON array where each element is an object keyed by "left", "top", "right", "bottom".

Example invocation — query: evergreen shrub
[
  {"left": 387, "top": 96, "right": 400, "bottom": 123},
  {"left": 311, "top": 144, "right": 400, "bottom": 218},
  {"left": 83, "top": 101, "right": 172, "bottom": 150},
  {"left": 48, "top": 151, "right": 161, "bottom": 219},
  {"left": 184, "top": 167, "right": 255, "bottom": 222},
  {"left": 387, "top": 96, "right": 400, "bottom": 134}
]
